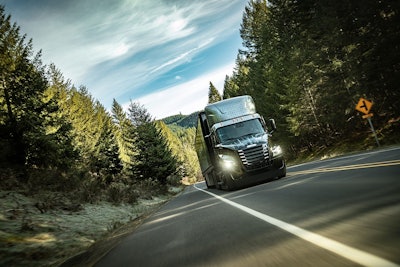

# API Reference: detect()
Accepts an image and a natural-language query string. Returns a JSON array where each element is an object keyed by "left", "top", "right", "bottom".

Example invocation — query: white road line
[{"left": 194, "top": 184, "right": 400, "bottom": 267}]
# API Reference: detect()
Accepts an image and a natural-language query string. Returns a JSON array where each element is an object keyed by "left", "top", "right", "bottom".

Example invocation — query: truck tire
[
  {"left": 222, "top": 175, "right": 236, "bottom": 191},
  {"left": 278, "top": 160, "right": 287, "bottom": 178},
  {"left": 205, "top": 179, "right": 211, "bottom": 189},
  {"left": 213, "top": 171, "right": 222, "bottom": 190},
  {"left": 205, "top": 172, "right": 215, "bottom": 189}
]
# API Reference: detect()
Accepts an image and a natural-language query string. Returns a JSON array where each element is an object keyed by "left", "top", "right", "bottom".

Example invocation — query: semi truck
[{"left": 195, "top": 95, "right": 286, "bottom": 190}]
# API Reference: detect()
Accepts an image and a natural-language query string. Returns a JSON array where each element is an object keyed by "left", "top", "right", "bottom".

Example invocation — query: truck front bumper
[{"left": 226, "top": 156, "right": 286, "bottom": 189}]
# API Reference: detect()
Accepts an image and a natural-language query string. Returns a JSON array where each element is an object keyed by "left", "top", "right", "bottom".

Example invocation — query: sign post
[{"left": 355, "top": 98, "right": 380, "bottom": 147}]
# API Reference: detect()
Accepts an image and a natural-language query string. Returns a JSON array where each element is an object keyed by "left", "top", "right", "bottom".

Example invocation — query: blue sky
[{"left": 1, "top": 0, "right": 248, "bottom": 119}]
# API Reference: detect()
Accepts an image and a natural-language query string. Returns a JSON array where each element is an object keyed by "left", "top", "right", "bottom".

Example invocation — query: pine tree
[
  {"left": 222, "top": 75, "right": 239, "bottom": 99},
  {"left": 128, "top": 101, "right": 178, "bottom": 185},
  {"left": 208, "top": 82, "right": 222, "bottom": 104},
  {"left": 0, "top": 7, "right": 75, "bottom": 173},
  {"left": 224, "top": 0, "right": 400, "bottom": 156},
  {"left": 156, "top": 121, "right": 198, "bottom": 181},
  {"left": 93, "top": 114, "right": 123, "bottom": 183},
  {"left": 111, "top": 99, "right": 136, "bottom": 171}
]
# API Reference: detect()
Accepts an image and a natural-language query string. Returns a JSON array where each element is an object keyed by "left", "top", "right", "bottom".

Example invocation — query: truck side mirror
[
  {"left": 260, "top": 116, "right": 266, "bottom": 128},
  {"left": 268, "top": 119, "right": 276, "bottom": 133}
]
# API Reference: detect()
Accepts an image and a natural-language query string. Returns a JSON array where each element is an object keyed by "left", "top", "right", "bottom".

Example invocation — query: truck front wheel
[
  {"left": 205, "top": 171, "right": 217, "bottom": 189},
  {"left": 278, "top": 160, "right": 287, "bottom": 178},
  {"left": 205, "top": 178, "right": 211, "bottom": 189},
  {"left": 222, "top": 174, "right": 236, "bottom": 191}
]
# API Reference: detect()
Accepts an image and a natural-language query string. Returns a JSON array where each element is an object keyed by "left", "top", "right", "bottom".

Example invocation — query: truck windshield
[{"left": 216, "top": 119, "right": 265, "bottom": 144}]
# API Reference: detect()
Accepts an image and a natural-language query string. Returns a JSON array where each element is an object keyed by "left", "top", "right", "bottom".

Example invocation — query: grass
[
  {"left": 287, "top": 122, "right": 400, "bottom": 166},
  {"left": 0, "top": 187, "right": 184, "bottom": 267}
]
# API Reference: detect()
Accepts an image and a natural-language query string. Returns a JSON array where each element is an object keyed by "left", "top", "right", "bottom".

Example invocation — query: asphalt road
[{"left": 95, "top": 147, "right": 400, "bottom": 267}]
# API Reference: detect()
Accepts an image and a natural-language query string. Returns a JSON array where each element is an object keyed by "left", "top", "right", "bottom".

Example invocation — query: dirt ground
[{"left": 0, "top": 188, "right": 182, "bottom": 267}]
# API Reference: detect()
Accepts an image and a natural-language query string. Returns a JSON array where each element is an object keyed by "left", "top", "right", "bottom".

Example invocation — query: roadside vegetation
[
  {"left": 1, "top": 1, "right": 399, "bottom": 266},
  {"left": 219, "top": 0, "right": 399, "bottom": 161},
  {"left": 0, "top": 5, "right": 192, "bottom": 266}
]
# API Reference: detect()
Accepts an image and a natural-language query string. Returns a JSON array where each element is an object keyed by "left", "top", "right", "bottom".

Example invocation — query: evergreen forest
[
  {"left": 222, "top": 0, "right": 399, "bottom": 157},
  {"left": 1, "top": 0, "right": 400, "bottom": 198},
  {"left": 0, "top": 5, "right": 195, "bottom": 200}
]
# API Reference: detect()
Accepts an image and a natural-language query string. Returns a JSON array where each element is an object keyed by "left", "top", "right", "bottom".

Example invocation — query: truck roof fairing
[{"left": 204, "top": 95, "right": 256, "bottom": 127}]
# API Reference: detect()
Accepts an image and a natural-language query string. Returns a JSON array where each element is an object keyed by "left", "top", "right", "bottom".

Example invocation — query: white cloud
[
  {"left": 149, "top": 38, "right": 214, "bottom": 74},
  {"left": 168, "top": 18, "right": 188, "bottom": 33},
  {"left": 125, "top": 63, "right": 235, "bottom": 119},
  {"left": 20, "top": 1, "right": 235, "bottom": 78},
  {"left": 3, "top": 0, "right": 246, "bottom": 112}
]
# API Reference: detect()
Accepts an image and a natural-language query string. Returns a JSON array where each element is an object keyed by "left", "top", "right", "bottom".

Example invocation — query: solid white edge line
[{"left": 194, "top": 184, "right": 400, "bottom": 267}]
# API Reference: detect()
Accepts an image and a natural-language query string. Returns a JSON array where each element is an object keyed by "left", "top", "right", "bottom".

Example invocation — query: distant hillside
[
  {"left": 162, "top": 111, "right": 198, "bottom": 128},
  {"left": 162, "top": 114, "right": 186, "bottom": 125}
]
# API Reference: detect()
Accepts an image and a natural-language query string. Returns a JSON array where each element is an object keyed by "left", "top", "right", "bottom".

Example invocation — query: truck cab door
[{"left": 199, "top": 112, "right": 216, "bottom": 162}]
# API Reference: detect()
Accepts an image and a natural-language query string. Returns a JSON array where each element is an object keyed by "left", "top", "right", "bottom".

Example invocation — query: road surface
[{"left": 95, "top": 147, "right": 400, "bottom": 267}]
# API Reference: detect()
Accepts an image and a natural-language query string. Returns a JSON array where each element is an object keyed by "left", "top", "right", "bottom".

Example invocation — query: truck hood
[{"left": 218, "top": 133, "right": 269, "bottom": 150}]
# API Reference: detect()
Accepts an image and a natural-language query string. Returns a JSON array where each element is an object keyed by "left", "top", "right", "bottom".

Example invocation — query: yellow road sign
[{"left": 355, "top": 98, "right": 373, "bottom": 115}]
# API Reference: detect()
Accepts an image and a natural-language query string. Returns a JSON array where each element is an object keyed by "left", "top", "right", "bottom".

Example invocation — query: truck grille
[{"left": 238, "top": 144, "right": 270, "bottom": 171}]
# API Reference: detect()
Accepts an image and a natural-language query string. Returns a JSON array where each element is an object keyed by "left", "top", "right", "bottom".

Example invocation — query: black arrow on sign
[{"left": 359, "top": 100, "right": 368, "bottom": 112}]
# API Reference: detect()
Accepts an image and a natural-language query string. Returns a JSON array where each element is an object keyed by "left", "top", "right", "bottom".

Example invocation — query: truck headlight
[
  {"left": 218, "top": 154, "right": 236, "bottom": 170},
  {"left": 271, "top": 145, "right": 282, "bottom": 156}
]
